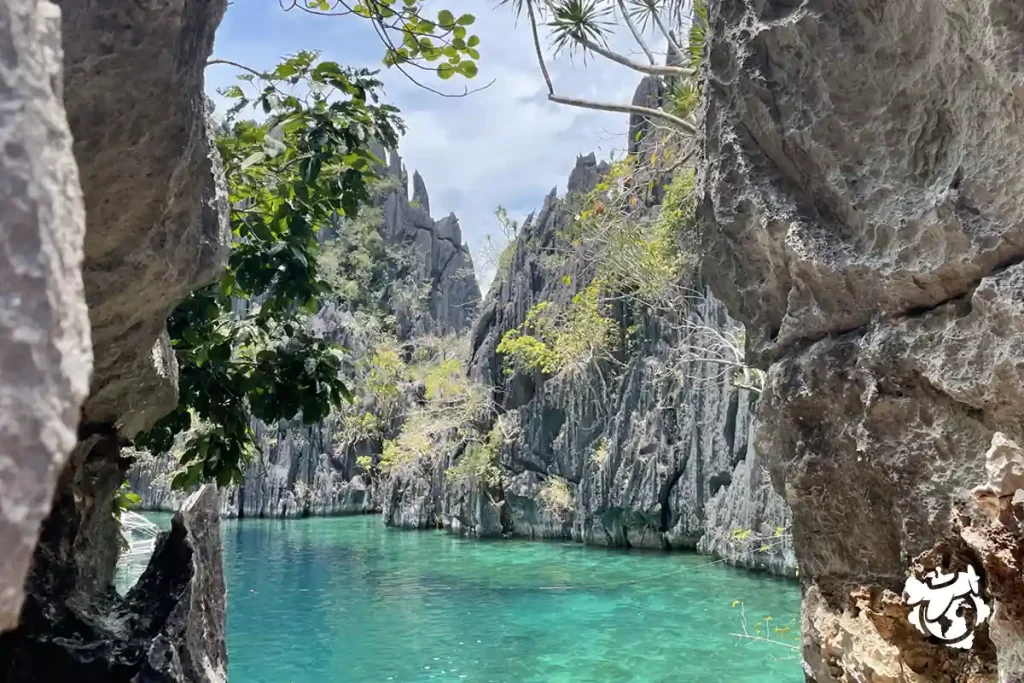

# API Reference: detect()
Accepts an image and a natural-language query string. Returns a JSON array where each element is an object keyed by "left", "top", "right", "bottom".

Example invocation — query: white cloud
[{"left": 209, "top": 2, "right": 671, "bottom": 293}]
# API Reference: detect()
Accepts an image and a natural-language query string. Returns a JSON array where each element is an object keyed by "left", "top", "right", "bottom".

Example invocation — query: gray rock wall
[
  {"left": 0, "top": 485, "right": 228, "bottom": 682},
  {"left": 0, "top": 0, "right": 91, "bottom": 634},
  {"left": 0, "top": 0, "right": 231, "bottom": 678},
  {"left": 386, "top": 153, "right": 795, "bottom": 574},
  {"left": 702, "top": 0, "right": 1024, "bottom": 678}
]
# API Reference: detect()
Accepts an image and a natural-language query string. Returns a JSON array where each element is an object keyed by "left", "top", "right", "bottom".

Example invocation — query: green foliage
[
  {"left": 113, "top": 479, "right": 141, "bottom": 519},
  {"left": 483, "top": 205, "right": 521, "bottom": 289},
  {"left": 317, "top": 192, "right": 398, "bottom": 313},
  {"left": 423, "top": 358, "right": 464, "bottom": 400},
  {"left": 298, "top": 1, "right": 482, "bottom": 82},
  {"left": 356, "top": 455, "right": 375, "bottom": 473},
  {"left": 538, "top": 476, "right": 574, "bottom": 517},
  {"left": 496, "top": 281, "right": 615, "bottom": 376},
  {"left": 363, "top": 341, "right": 408, "bottom": 404},
  {"left": 379, "top": 352, "right": 488, "bottom": 476},
  {"left": 135, "top": 52, "right": 403, "bottom": 489},
  {"left": 547, "top": 0, "right": 614, "bottom": 60},
  {"left": 590, "top": 437, "right": 608, "bottom": 465},
  {"left": 447, "top": 424, "right": 503, "bottom": 488},
  {"left": 687, "top": 0, "right": 708, "bottom": 69},
  {"left": 731, "top": 525, "right": 790, "bottom": 553}
]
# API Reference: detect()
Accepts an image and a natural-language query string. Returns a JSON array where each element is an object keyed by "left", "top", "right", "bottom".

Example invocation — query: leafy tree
[
  {"left": 281, "top": 0, "right": 487, "bottom": 96},
  {"left": 134, "top": 51, "right": 404, "bottom": 489}
]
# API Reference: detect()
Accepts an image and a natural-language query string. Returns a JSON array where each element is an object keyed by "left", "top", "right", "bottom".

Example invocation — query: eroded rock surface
[
  {"left": 61, "top": 0, "right": 230, "bottom": 436},
  {"left": 0, "top": 0, "right": 91, "bottom": 634},
  {"left": 0, "top": 485, "right": 227, "bottom": 682},
  {"left": 386, "top": 153, "right": 795, "bottom": 573},
  {"left": 0, "top": 0, "right": 230, "bottom": 676},
  {"left": 702, "top": 0, "right": 1024, "bottom": 678}
]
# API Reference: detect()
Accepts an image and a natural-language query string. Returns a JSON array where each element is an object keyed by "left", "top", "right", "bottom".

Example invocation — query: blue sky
[{"left": 209, "top": 2, "right": 668, "bottom": 291}]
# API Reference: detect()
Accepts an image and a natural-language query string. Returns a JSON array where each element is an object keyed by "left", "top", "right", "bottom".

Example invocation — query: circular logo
[{"left": 904, "top": 564, "right": 991, "bottom": 649}]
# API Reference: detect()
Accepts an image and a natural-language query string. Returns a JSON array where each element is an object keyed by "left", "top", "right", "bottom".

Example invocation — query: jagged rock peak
[
  {"left": 386, "top": 148, "right": 407, "bottom": 194},
  {"left": 567, "top": 152, "right": 609, "bottom": 195},
  {"left": 412, "top": 170, "right": 430, "bottom": 214},
  {"left": 436, "top": 213, "right": 463, "bottom": 247},
  {"left": 628, "top": 76, "right": 666, "bottom": 155}
]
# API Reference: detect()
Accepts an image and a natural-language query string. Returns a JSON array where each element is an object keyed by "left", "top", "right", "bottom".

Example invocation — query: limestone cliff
[
  {"left": 130, "top": 149, "right": 482, "bottom": 518},
  {"left": 702, "top": 0, "right": 1024, "bottom": 679},
  {"left": 384, "top": 152, "right": 794, "bottom": 574},
  {"left": 0, "top": 0, "right": 91, "bottom": 634},
  {"left": 0, "top": 0, "right": 230, "bottom": 678}
]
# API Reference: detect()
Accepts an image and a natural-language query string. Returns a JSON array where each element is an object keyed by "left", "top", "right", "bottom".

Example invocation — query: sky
[{"left": 208, "top": 1, "right": 670, "bottom": 292}]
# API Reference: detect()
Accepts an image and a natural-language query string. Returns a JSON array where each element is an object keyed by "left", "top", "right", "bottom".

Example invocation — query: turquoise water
[{"left": 143, "top": 515, "right": 802, "bottom": 682}]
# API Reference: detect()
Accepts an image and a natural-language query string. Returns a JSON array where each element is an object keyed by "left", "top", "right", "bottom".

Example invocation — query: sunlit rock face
[
  {"left": 0, "top": 0, "right": 231, "bottom": 678},
  {"left": 702, "top": 0, "right": 1024, "bottom": 679},
  {"left": 0, "top": 0, "right": 91, "bottom": 635},
  {"left": 64, "top": 0, "right": 230, "bottom": 437}
]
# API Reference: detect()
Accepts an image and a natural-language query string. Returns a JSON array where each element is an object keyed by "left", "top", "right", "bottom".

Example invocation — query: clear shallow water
[{"left": 145, "top": 514, "right": 802, "bottom": 683}]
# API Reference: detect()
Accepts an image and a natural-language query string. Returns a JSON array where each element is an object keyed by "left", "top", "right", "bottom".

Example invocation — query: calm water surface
[{"left": 146, "top": 514, "right": 802, "bottom": 683}]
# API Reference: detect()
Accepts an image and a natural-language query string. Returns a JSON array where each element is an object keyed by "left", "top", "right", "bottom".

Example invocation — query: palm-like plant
[
  {"left": 547, "top": 0, "right": 615, "bottom": 62},
  {"left": 497, "top": 0, "right": 700, "bottom": 135}
]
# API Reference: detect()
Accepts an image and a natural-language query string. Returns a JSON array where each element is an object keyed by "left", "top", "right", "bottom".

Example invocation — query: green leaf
[
  {"left": 437, "top": 64, "right": 455, "bottom": 80},
  {"left": 456, "top": 13, "right": 475, "bottom": 25},
  {"left": 437, "top": 9, "right": 454, "bottom": 26},
  {"left": 467, "top": 35, "right": 480, "bottom": 48},
  {"left": 456, "top": 60, "right": 477, "bottom": 78}
]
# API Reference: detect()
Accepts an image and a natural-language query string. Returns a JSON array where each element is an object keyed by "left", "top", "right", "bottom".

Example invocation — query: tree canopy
[{"left": 134, "top": 52, "right": 405, "bottom": 488}]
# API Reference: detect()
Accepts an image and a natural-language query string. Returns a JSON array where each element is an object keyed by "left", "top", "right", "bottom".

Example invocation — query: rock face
[
  {"left": 131, "top": 149, "right": 481, "bottom": 518},
  {"left": 702, "top": 0, "right": 1024, "bottom": 678},
  {"left": 381, "top": 149, "right": 480, "bottom": 337},
  {"left": 0, "top": 0, "right": 91, "bottom": 634},
  {"left": 64, "top": 0, "right": 231, "bottom": 436},
  {"left": 386, "top": 152, "right": 795, "bottom": 574},
  {"left": 0, "top": 0, "right": 231, "bottom": 677},
  {"left": 0, "top": 485, "right": 228, "bottom": 682}
]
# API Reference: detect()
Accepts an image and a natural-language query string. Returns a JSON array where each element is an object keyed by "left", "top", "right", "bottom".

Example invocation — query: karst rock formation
[
  {"left": 0, "top": 0, "right": 230, "bottom": 680},
  {"left": 702, "top": 0, "right": 1024, "bottom": 680}
]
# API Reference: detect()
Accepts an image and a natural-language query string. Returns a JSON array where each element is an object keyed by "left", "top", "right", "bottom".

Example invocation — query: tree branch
[
  {"left": 616, "top": 0, "right": 655, "bottom": 65},
  {"left": 650, "top": 6, "right": 685, "bottom": 63},
  {"left": 548, "top": 94, "right": 695, "bottom": 134},
  {"left": 526, "top": 0, "right": 555, "bottom": 95},
  {"left": 207, "top": 58, "right": 266, "bottom": 80},
  {"left": 576, "top": 35, "right": 692, "bottom": 77}
]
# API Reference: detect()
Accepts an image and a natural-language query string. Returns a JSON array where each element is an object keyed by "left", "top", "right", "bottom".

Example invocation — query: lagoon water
[{"left": 143, "top": 515, "right": 802, "bottom": 682}]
